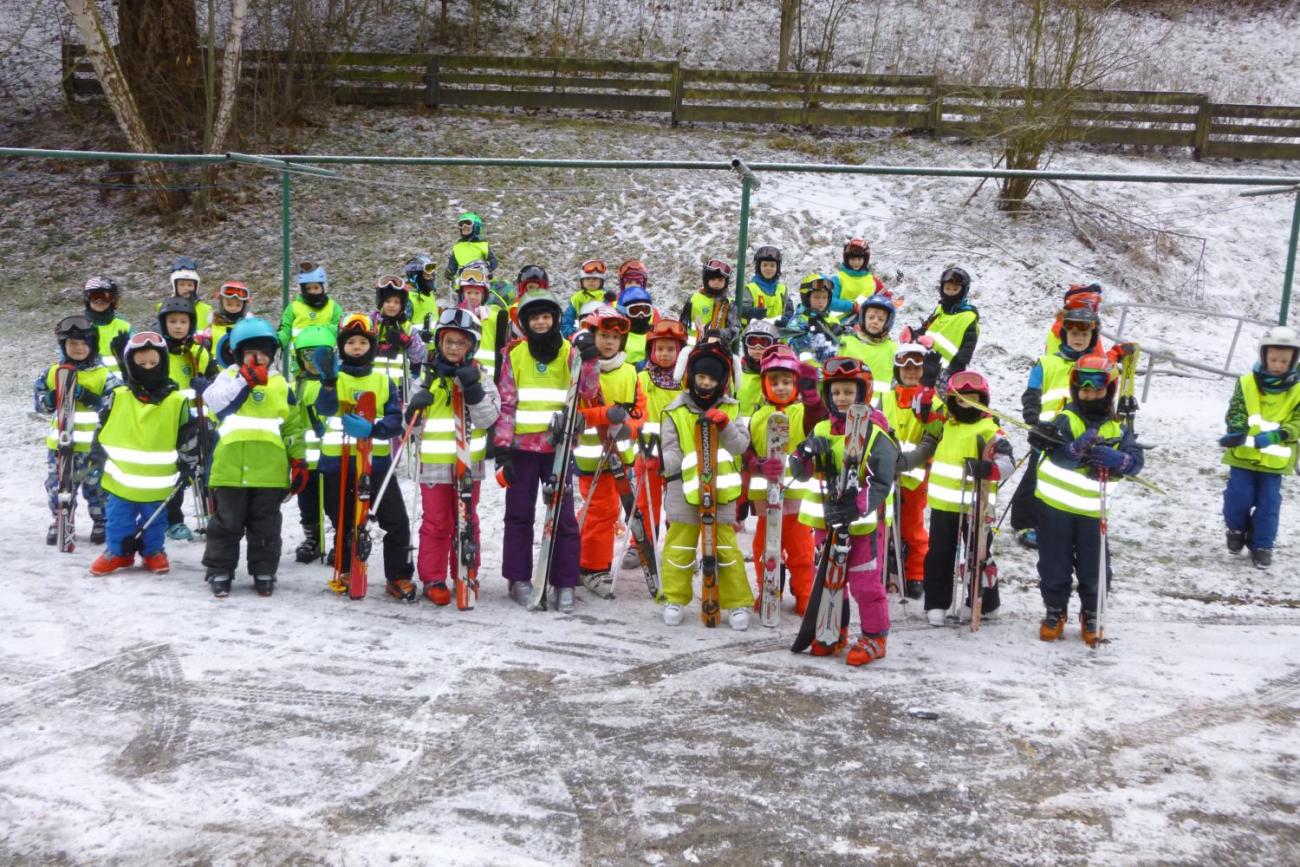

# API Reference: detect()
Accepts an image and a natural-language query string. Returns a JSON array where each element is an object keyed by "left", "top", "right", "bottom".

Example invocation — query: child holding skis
[
  {"left": 36, "top": 315, "right": 120, "bottom": 547},
  {"left": 837, "top": 292, "right": 899, "bottom": 400},
  {"left": 158, "top": 296, "right": 219, "bottom": 542},
  {"left": 81, "top": 276, "right": 132, "bottom": 378},
  {"left": 748, "top": 345, "right": 825, "bottom": 615},
  {"left": 200, "top": 317, "right": 309, "bottom": 598},
  {"left": 636, "top": 318, "right": 688, "bottom": 539},
  {"left": 493, "top": 288, "right": 601, "bottom": 612},
  {"left": 406, "top": 308, "right": 501, "bottom": 607},
  {"left": 562, "top": 259, "right": 611, "bottom": 337},
  {"left": 788, "top": 356, "right": 899, "bottom": 663},
  {"left": 679, "top": 258, "right": 740, "bottom": 345},
  {"left": 315, "top": 314, "right": 417, "bottom": 601},
  {"left": 372, "top": 275, "right": 427, "bottom": 398},
  {"left": 1217, "top": 325, "right": 1300, "bottom": 569},
  {"left": 87, "top": 332, "right": 196, "bottom": 576},
  {"left": 660, "top": 342, "right": 753, "bottom": 630},
  {"left": 1029, "top": 353, "right": 1144, "bottom": 645},
  {"left": 903, "top": 370, "right": 1014, "bottom": 626},
  {"left": 455, "top": 265, "right": 507, "bottom": 381}
]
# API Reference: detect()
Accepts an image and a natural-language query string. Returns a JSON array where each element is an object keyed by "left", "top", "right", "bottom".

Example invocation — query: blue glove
[
  {"left": 1089, "top": 445, "right": 1133, "bottom": 474},
  {"left": 311, "top": 346, "right": 340, "bottom": 384},
  {"left": 190, "top": 376, "right": 210, "bottom": 397},
  {"left": 1066, "top": 429, "right": 1099, "bottom": 461},
  {"left": 1254, "top": 430, "right": 1285, "bottom": 448},
  {"left": 341, "top": 413, "right": 373, "bottom": 439},
  {"left": 1218, "top": 432, "right": 1247, "bottom": 448}
]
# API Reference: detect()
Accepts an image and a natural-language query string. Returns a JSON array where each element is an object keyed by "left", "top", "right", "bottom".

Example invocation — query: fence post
[
  {"left": 930, "top": 76, "right": 943, "bottom": 138},
  {"left": 1282, "top": 189, "right": 1300, "bottom": 325},
  {"left": 1193, "top": 96, "right": 1211, "bottom": 160},
  {"left": 424, "top": 56, "right": 440, "bottom": 109},
  {"left": 281, "top": 170, "right": 291, "bottom": 311},
  {"left": 670, "top": 61, "right": 682, "bottom": 127}
]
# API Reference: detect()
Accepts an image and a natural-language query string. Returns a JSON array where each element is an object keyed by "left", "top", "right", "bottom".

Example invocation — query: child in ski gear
[
  {"left": 837, "top": 292, "right": 899, "bottom": 401},
  {"left": 789, "top": 273, "right": 843, "bottom": 365},
  {"left": 789, "top": 356, "right": 900, "bottom": 663},
  {"left": 36, "top": 315, "right": 120, "bottom": 547},
  {"left": 744, "top": 246, "right": 790, "bottom": 324},
  {"left": 158, "top": 296, "right": 219, "bottom": 542},
  {"left": 617, "top": 259, "right": 649, "bottom": 296},
  {"left": 636, "top": 318, "right": 688, "bottom": 539},
  {"left": 87, "top": 332, "right": 196, "bottom": 576},
  {"left": 832, "top": 238, "right": 884, "bottom": 313},
  {"left": 1044, "top": 283, "right": 1104, "bottom": 356},
  {"left": 573, "top": 306, "right": 647, "bottom": 596},
  {"left": 659, "top": 342, "right": 754, "bottom": 629},
  {"left": 200, "top": 317, "right": 308, "bottom": 598},
  {"left": 903, "top": 369, "right": 1013, "bottom": 625},
  {"left": 748, "top": 345, "right": 826, "bottom": 614},
  {"left": 901, "top": 267, "right": 979, "bottom": 390},
  {"left": 201, "top": 281, "right": 251, "bottom": 353},
  {"left": 407, "top": 308, "right": 501, "bottom": 606},
  {"left": 443, "top": 212, "right": 497, "bottom": 282},
  {"left": 880, "top": 343, "right": 943, "bottom": 598},
  {"left": 562, "top": 259, "right": 611, "bottom": 337},
  {"left": 81, "top": 276, "right": 131, "bottom": 377},
  {"left": 277, "top": 262, "right": 343, "bottom": 368},
  {"left": 494, "top": 288, "right": 601, "bottom": 611},
  {"left": 403, "top": 253, "right": 441, "bottom": 331},
  {"left": 738, "top": 320, "right": 779, "bottom": 422},
  {"left": 289, "top": 324, "right": 336, "bottom": 563},
  {"left": 618, "top": 284, "right": 658, "bottom": 370},
  {"left": 456, "top": 264, "right": 507, "bottom": 381},
  {"left": 372, "top": 275, "right": 428, "bottom": 397},
  {"left": 1217, "top": 325, "right": 1300, "bottom": 569},
  {"left": 1029, "top": 353, "right": 1144, "bottom": 645},
  {"left": 315, "top": 313, "right": 417, "bottom": 601},
  {"left": 508, "top": 264, "right": 551, "bottom": 342},
  {"left": 160, "top": 256, "right": 212, "bottom": 330},
  {"left": 679, "top": 258, "right": 740, "bottom": 346}
]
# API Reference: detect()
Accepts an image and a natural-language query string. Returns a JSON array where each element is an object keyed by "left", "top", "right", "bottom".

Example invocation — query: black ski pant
[
  {"left": 202, "top": 486, "right": 284, "bottom": 577},
  {"left": 323, "top": 462, "right": 412, "bottom": 581},
  {"left": 1036, "top": 503, "right": 1112, "bottom": 617},
  {"left": 166, "top": 480, "right": 189, "bottom": 526},
  {"left": 1009, "top": 450, "right": 1040, "bottom": 532},
  {"left": 295, "top": 469, "right": 321, "bottom": 532},
  {"left": 923, "top": 508, "right": 1000, "bottom": 614}
]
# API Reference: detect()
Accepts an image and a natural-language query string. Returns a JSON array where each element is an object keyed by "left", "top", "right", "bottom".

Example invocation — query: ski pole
[
  {"left": 370, "top": 409, "right": 425, "bottom": 520},
  {"left": 122, "top": 479, "right": 186, "bottom": 555},
  {"left": 1094, "top": 466, "right": 1109, "bottom": 650}
]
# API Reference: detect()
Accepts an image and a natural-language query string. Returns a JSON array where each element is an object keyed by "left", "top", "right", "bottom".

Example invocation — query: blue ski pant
[
  {"left": 45, "top": 449, "right": 105, "bottom": 523},
  {"left": 502, "top": 448, "right": 579, "bottom": 589},
  {"left": 104, "top": 492, "right": 167, "bottom": 557},
  {"left": 1035, "top": 502, "right": 1111, "bottom": 616},
  {"left": 1223, "top": 465, "right": 1283, "bottom": 551}
]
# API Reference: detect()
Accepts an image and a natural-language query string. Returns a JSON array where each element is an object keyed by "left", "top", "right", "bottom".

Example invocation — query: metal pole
[
  {"left": 1281, "top": 189, "right": 1300, "bottom": 325},
  {"left": 281, "top": 170, "right": 291, "bottom": 310},
  {"left": 731, "top": 158, "right": 760, "bottom": 318}
]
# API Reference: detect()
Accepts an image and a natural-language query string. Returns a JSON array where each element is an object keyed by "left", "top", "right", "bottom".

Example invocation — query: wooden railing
[{"left": 61, "top": 46, "right": 1300, "bottom": 161}]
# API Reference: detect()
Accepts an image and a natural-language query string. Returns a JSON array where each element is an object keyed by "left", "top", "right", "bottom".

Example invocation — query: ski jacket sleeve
[
  {"left": 899, "top": 432, "right": 938, "bottom": 472},
  {"left": 407, "top": 330, "right": 427, "bottom": 365},
  {"left": 560, "top": 303, "right": 578, "bottom": 338},
  {"left": 203, "top": 366, "right": 251, "bottom": 420},
  {"left": 828, "top": 275, "right": 857, "bottom": 314},
  {"left": 863, "top": 432, "right": 900, "bottom": 515},
  {"left": 802, "top": 397, "right": 829, "bottom": 435},
  {"left": 277, "top": 305, "right": 295, "bottom": 350},
  {"left": 1223, "top": 380, "right": 1248, "bottom": 433},
  {"left": 991, "top": 435, "right": 1015, "bottom": 480},
  {"left": 1113, "top": 426, "right": 1145, "bottom": 478},
  {"left": 443, "top": 252, "right": 459, "bottom": 282},
  {"left": 493, "top": 352, "right": 519, "bottom": 448},
  {"left": 33, "top": 369, "right": 53, "bottom": 413},
  {"left": 661, "top": 408, "right": 684, "bottom": 478},
  {"left": 372, "top": 388, "right": 403, "bottom": 440},
  {"left": 1022, "top": 361, "right": 1045, "bottom": 425},
  {"left": 719, "top": 398, "right": 750, "bottom": 455},
  {"left": 1041, "top": 416, "right": 1083, "bottom": 468},
  {"left": 469, "top": 374, "right": 501, "bottom": 430}
]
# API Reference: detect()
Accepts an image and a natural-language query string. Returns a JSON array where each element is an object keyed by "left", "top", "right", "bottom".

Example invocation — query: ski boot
[
  {"left": 728, "top": 608, "right": 750, "bottom": 632},
  {"left": 207, "top": 572, "right": 234, "bottom": 598},
  {"left": 1251, "top": 547, "right": 1272, "bottom": 569},
  {"left": 846, "top": 634, "right": 887, "bottom": 667},
  {"left": 904, "top": 580, "right": 924, "bottom": 600},
  {"left": 46, "top": 523, "right": 58, "bottom": 545},
  {"left": 1079, "top": 610, "right": 1103, "bottom": 648},
  {"left": 1016, "top": 528, "right": 1038, "bottom": 550},
  {"left": 811, "top": 626, "right": 849, "bottom": 657},
  {"left": 423, "top": 581, "right": 452, "bottom": 606},
  {"left": 90, "top": 518, "right": 106, "bottom": 545},
  {"left": 661, "top": 603, "right": 684, "bottom": 626},
  {"left": 1039, "top": 609, "right": 1067, "bottom": 641},
  {"left": 1226, "top": 529, "right": 1246, "bottom": 554},
  {"left": 926, "top": 609, "right": 947, "bottom": 627},
  {"left": 386, "top": 578, "right": 417, "bottom": 602},
  {"left": 295, "top": 528, "right": 322, "bottom": 563},
  {"left": 508, "top": 580, "right": 534, "bottom": 607},
  {"left": 166, "top": 522, "right": 193, "bottom": 542},
  {"left": 90, "top": 552, "right": 134, "bottom": 576},
  {"left": 579, "top": 568, "right": 613, "bottom": 598},
  {"left": 620, "top": 546, "right": 642, "bottom": 570},
  {"left": 253, "top": 575, "right": 276, "bottom": 597},
  {"left": 556, "top": 586, "right": 576, "bottom": 614},
  {"left": 142, "top": 552, "right": 170, "bottom": 574}
]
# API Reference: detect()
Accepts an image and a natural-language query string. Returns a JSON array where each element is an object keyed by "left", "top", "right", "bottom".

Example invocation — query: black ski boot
[
  {"left": 207, "top": 572, "right": 234, "bottom": 598},
  {"left": 46, "top": 523, "right": 57, "bottom": 545},
  {"left": 90, "top": 518, "right": 106, "bottom": 545},
  {"left": 295, "top": 528, "right": 321, "bottom": 564},
  {"left": 1226, "top": 529, "right": 1246, "bottom": 554},
  {"left": 1251, "top": 547, "right": 1272, "bottom": 569},
  {"left": 253, "top": 575, "right": 276, "bottom": 597},
  {"left": 905, "top": 580, "right": 924, "bottom": 600}
]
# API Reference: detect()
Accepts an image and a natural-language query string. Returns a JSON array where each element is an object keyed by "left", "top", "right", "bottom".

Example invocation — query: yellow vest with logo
[
  {"left": 926, "top": 306, "right": 979, "bottom": 364},
  {"left": 1035, "top": 410, "right": 1124, "bottom": 518},
  {"left": 927, "top": 416, "right": 1000, "bottom": 513},
  {"left": 1228, "top": 374, "right": 1300, "bottom": 471},
  {"left": 748, "top": 402, "right": 812, "bottom": 501},
  {"left": 637, "top": 369, "right": 681, "bottom": 447},
  {"left": 836, "top": 335, "right": 896, "bottom": 405},
  {"left": 210, "top": 374, "right": 295, "bottom": 489},
  {"left": 745, "top": 281, "right": 787, "bottom": 320},
  {"left": 834, "top": 270, "right": 878, "bottom": 305},
  {"left": 321, "top": 370, "right": 392, "bottom": 458},
  {"left": 510, "top": 340, "right": 574, "bottom": 436},
  {"left": 688, "top": 292, "right": 727, "bottom": 336},
  {"left": 452, "top": 240, "right": 492, "bottom": 271},
  {"left": 98, "top": 386, "right": 188, "bottom": 502},
  {"left": 420, "top": 378, "right": 488, "bottom": 466},
  {"left": 666, "top": 402, "right": 743, "bottom": 505},
  {"left": 1037, "top": 353, "right": 1074, "bottom": 422},
  {"left": 575, "top": 363, "right": 638, "bottom": 472},
  {"left": 44, "top": 365, "right": 111, "bottom": 454},
  {"left": 797, "top": 418, "right": 890, "bottom": 535}
]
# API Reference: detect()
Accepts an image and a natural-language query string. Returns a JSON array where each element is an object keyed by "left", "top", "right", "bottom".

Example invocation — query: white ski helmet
[{"left": 1260, "top": 325, "right": 1300, "bottom": 367}]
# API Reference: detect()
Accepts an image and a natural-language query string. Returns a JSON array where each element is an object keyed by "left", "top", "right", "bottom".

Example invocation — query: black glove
[
  {"left": 456, "top": 364, "right": 486, "bottom": 405},
  {"left": 110, "top": 332, "right": 130, "bottom": 365},
  {"left": 1116, "top": 394, "right": 1139, "bottom": 417},
  {"left": 921, "top": 351, "right": 942, "bottom": 388},
  {"left": 824, "top": 494, "right": 856, "bottom": 529},
  {"left": 965, "top": 457, "right": 996, "bottom": 480},
  {"left": 799, "top": 435, "right": 832, "bottom": 460},
  {"left": 1028, "top": 421, "right": 1061, "bottom": 451},
  {"left": 405, "top": 388, "right": 434, "bottom": 423},
  {"left": 494, "top": 453, "right": 516, "bottom": 487},
  {"left": 573, "top": 330, "right": 598, "bottom": 361}
]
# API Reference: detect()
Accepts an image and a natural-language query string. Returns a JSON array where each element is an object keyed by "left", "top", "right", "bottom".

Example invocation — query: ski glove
[
  {"left": 758, "top": 456, "right": 785, "bottom": 482},
  {"left": 1116, "top": 394, "right": 1139, "bottom": 418},
  {"left": 341, "top": 413, "right": 373, "bottom": 440},
  {"left": 1089, "top": 446, "right": 1134, "bottom": 474},
  {"left": 455, "top": 365, "right": 486, "bottom": 405},
  {"left": 823, "top": 494, "right": 857, "bottom": 529},
  {"left": 404, "top": 388, "right": 434, "bottom": 424},
  {"left": 1218, "top": 431, "right": 1247, "bottom": 448},
  {"left": 311, "top": 346, "right": 340, "bottom": 385},
  {"left": 1028, "top": 421, "right": 1062, "bottom": 451},
  {"left": 703, "top": 408, "right": 730, "bottom": 428},
  {"left": 494, "top": 454, "right": 516, "bottom": 488},
  {"left": 606, "top": 405, "right": 629, "bottom": 426},
  {"left": 797, "top": 362, "right": 821, "bottom": 403},
  {"left": 911, "top": 387, "right": 938, "bottom": 423},
  {"left": 1065, "top": 429, "right": 1099, "bottom": 461},
  {"left": 921, "top": 351, "right": 942, "bottom": 388},
  {"left": 190, "top": 376, "right": 210, "bottom": 398},
  {"left": 573, "top": 330, "right": 599, "bottom": 362},
  {"left": 1254, "top": 430, "right": 1286, "bottom": 448},
  {"left": 289, "top": 458, "right": 310, "bottom": 495},
  {"left": 798, "top": 435, "right": 832, "bottom": 459},
  {"left": 964, "top": 457, "right": 997, "bottom": 481},
  {"left": 239, "top": 362, "right": 269, "bottom": 389},
  {"left": 109, "top": 333, "right": 130, "bottom": 364}
]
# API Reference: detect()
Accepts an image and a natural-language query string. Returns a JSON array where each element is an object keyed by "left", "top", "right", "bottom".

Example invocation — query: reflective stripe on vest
[
  {"left": 926, "top": 415, "right": 1000, "bottom": 514},
  {"left": 575, "top": 363, "right": 638, "bottom": 472},
  {"left": 1038, "top": 354, "right": 1074, "bottom": 422},
  {"left": 747, "top": 403, "right": 808, "bottom": 500},
  {"left": 1230, "top": 373, "right": 1300, "bottom": 469},
  {"left": 926, "top": 308, "right": 978, "bottom": 363},
  {"left": 44, "top": 365, "right": 110, "bottom": 453},
  {"left": 97, "top": 386, "right": 185, "bottom": 501},
  {"left": 419, "top": 389, "right": 488, "bottom": 465},
  {"left": 1034, "top": 411, "right": 1123, "bottom": 518},
  {"left": 667, "top": 403, "right": 743, "bottom": 504},
  {"left": 511, "top": 341, "right": 574, "bottom": 435},
  {"left": 320, "top": 371, "right": 391, "bottom": 458},
  {"left": 796, "top": 419, "right": 890, "bottom": 535}
]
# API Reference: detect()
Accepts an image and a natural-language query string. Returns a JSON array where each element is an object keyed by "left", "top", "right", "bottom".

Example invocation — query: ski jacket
[
  {"left": 1223, "top": 373, "right": 1300, "bottom": 473},
  {"left": 204, "top": 367, "right": 306, "bottom": 489},
  {"left": 661, "top": 393, "right": 748, "bottom": 524},
  {"left": 417, "top": 367, "right": 501, "bottom": 484},
  {"left": 794, "top": 416, "right": 898, "bottom": 535},
  {"left": 744, "top": 277, "right": 788, "bottom": 322},
  {"left": 1036, "top": 407, "right": 1143, "bottom": 518},
  {"left": 493, "top": 339, "right": 600, "bottom": 453},
  {"left": 915, "top": 303, "right": 979, "bottom": 375},
  {"left": 925, "top": 416, "right": 1013, "bottom": 514},
  {"left": 92, "top": 386, "right": 191, "bottom": 503},
  {"left": 315, "top": 369, "right": 403, "bottom": 477},
  {"left": 831, "top": 268, "right": 883, "bottom": 313}
]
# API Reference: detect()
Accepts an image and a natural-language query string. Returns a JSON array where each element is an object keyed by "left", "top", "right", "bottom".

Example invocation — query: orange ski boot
[
  {"left": 89, "top": 552, "right": 134, "bottom": 576},
  {"left": 1080, "top": 610, "right": 1103, "bottom": 648},
  {"left": 810, "top": 626, "right": 849, "bottom": 657},
  {"left": 386, "top": 578, "right": 417, "bottom": 602},
  {"left": 1039, "top": 609, "right": 1067, "bottom": 642},
  {"left": 423, "top": 581, "right": 452, "bottom": 606},
  {"left": 846, "top": 634, "right": 887, "bottom": 667},
  {"left": 141, "top": 552, "right": 170, "bottom": 574}
]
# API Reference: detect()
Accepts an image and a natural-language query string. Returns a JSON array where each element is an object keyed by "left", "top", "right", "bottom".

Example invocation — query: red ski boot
[
  {"left": 846, "top": 634, "right": 887, "bottom": 667},
  {"left": 90, "top": 552, "right": 134, "bottom": 576}
]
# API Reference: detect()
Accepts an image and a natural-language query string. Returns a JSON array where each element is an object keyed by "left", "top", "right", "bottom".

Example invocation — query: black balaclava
[
  {"left": 125, "top": 349, "right": 174, "bottom": 402},
  {"left": 689, "top": 354, "right": 728, "bottom": 409},
  {"left": 947, "top": 393, "right": 984, "bottom": 424},
  {"left": 523, "top": 304, "right": 563, "bottom": 364}
]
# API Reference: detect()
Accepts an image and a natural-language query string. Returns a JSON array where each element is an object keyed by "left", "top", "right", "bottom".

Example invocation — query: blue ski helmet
[
  {"left": 858, "top": 293, "right": 896, "bottom": 336},
  {"left": 296, "top": 264, "right": 328, "bottom": 290},
  {"left": 228, "top": 316, "right": 279, "bottom": 364}
]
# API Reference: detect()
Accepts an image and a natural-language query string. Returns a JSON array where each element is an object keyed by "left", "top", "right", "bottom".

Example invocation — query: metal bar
[
  {"left": 0, "top": 147, "right": 225, "bottom": 164},
  {"left": 281, "top": 170, "right": 291, "bottom": 310},
  {"left": 225, "top": 151, "right": 339, "bottom": 178},
  {"left": 731, "top": 158, "right": 760, "bottom": 317},
  {"left": 1102, "top": 301, "right": 1272, "bottom": 327},
  {"left": 1282, "top": 190, "right": 1300, "bottom": 325},
  {"left": 1116, "top": 307, "right": 1129, "bottom": 341},
  {"left": 1142, "top": 354, "right": 1156, "bottom": 402},
  {"left": 1226, "top": 318, "right": 1243, "bottom": 369}
]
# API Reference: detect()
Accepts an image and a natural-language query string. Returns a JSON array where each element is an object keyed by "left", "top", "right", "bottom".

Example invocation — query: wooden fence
[{"left": 62, "top": 46, "right": 1300, "bottom": 161}]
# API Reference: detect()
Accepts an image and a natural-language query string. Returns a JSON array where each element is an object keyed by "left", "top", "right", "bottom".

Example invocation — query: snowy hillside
[{"left": 2, "top": 108, "right": 1299, "bottom": 864}]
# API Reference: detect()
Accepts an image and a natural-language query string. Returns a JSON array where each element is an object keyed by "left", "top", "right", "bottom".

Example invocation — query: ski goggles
[
  {"left": 339, "top": 313, "right": 375, "bottom": 335},
  {"left": 647, "top": 320, "right": 688, "bottom": 343},
  {"left": 580, "top": 259, "right": 607, "bottom": 276},
  {"left": 823, "top": 356, "right": 869, "bottom": 377},
  {"left": 705, "top": 259, "right": 732, "bottom": 277},
  {"left": 85, "top": 289, "right": 115, "bottom": 304},
  {"left": 375, "top": 275, "right": 405, "bottom": 291},
  {"left": 623, "top": 302, "right": 653, "bottom": 319},
  {"left": 218, "top": 281, "right": 250, "bottom": 301},
  {"left": 1063, "top": 320, "right": 1095, "bottom": 333},
  {"left": 1072, "top": 368, "right": 1113, "bottom": 390},
  {"left": 742, "top": 332, "right": 776, "bottom": 350},
  {"left": 125, "top": 331, "right": 167, "bottom": 353},
  {"left": 591, "top": 316, "right": 630, "bottom": 335},
  {"left": 895, "top": 352, "right": 925, "bottom": 369}
]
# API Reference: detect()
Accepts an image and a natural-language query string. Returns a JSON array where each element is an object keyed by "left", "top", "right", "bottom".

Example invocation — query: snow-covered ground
[{"left": 2, "top": 108, "right": 1300, "bottom": 864}]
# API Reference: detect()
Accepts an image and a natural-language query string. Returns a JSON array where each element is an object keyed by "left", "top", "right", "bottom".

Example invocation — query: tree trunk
[
  {"left": 117, "top": 0, "right": 202, "bottom": 151},
  {"left": 210, "top": 0, "right": 250, "bottom": 155},
  {"left": 63, "top": 0, "right": 181, "bottom": 213},
  {"left": 439, "top": 0, "right": 449, "bottom": 45},
  {"left": 778, "top": 0, "right": 799, "bottom": 72}
]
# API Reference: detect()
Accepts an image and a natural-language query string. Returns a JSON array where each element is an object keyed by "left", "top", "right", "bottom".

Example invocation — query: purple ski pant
[
  {"left": 502, "top": 448, "right": 580, "bottom": 589},
  {"left": 815, "top": 526, "right": 890, "bottom": 636}
]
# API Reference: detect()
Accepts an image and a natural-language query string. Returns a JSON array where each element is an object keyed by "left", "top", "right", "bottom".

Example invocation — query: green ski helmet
[
  {"left": 294, "top": 323, "right": 337, "bottom": 373},
  {"left": 457, "top": 212, "right": 484, "bottom": 241}
]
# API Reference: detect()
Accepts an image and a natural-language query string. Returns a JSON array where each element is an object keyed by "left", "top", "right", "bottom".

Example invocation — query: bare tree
[
  {"left": 778, "top": 0, "right": 800, "bottom": 72},
  {"left": 209, "top": 0, "right": 249, "bottom": 155},
  {"left": 117, "top": 0, "right": 202, "bottom": 150}
]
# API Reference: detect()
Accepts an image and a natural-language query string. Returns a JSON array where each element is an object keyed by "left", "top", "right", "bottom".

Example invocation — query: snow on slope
[{"left": 1, "top": 110, "right": 1299, "bottom": 864}]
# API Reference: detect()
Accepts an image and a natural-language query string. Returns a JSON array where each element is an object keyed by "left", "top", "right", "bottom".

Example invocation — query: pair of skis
[
  {"left": 758, "top": 413, "right": 790, "bottom": 628},
  {"left": 695, "top": 416, "right": 722, "bottom": 627},
  {"left": 529, "top": 349, "right": 586, "bottom": 611},
  {"left": 330, "top": 392, "right": 376, "bottom": 600},
  {"left": 451, "top": 384, "right": 479, "bottom": 610},
  {"left": 53, "top": 364, "right": 79, "bottom": 553},
  {"left": 951, "top": 437, "right": 998, "bottom": 631},
  {"left": 792, "top": 404, "right": 871, "bottom": 654}
]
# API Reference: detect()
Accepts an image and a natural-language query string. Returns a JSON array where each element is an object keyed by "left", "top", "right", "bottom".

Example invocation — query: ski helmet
[
  {"left": 297, "top": 262, "right": 329, "bottom": 294},
  {"left": 457, "top": 212, "right": 483, "bottom": 240},
  {"left": 685, "top": 340, "right": 733, "bottom": 407},
  {"left": 821, "top": 355, "right": 874, "bottom": 408},
  {"left": 1259, "top": 325, "right": 1300, "bottom": 369},
  {"left": 405, "top": 253, "right": 437, "bottom": 295},
  {"left": 435, "top": 306, "right": 483, "bottom": 359},
  {"left": 753, "top": 245, "right": 782, "bottom": 279},
  {"left": 577, "top": 258, "right": 608, "bottom": 286},
  {"left": 55, "top": 314, "right": 99, "bottom": 361},
  {"left": 1063, "top": 283, "right": 1103, "bottom": 312},
  {"left": 374, "top": 275, "right": 409, "bottom": 311},
  {"left": 939, "top": 266, "right": 971, "bottom": 295},
  {"left": 457, "top": 265, "right": 491, "bottom": 303},
  {"left": 842, "top": 238, "right": 871, "bottom": 268},
  {"left": 157, "top": 296, "right": 197, "bottom": 347},
  {"left": 293, "top": 323, "right": 336, "bottom": 372},
  {"left": 122, "top": 331, "right": 169, "bottom": 392},
  {"left": 645, "top": 318, "right": 688, "bottom": 348},
  {"left": 618, "top": 259, "right": 648, "bottom": 290},
  {"left": 858, "top": 293, "right": 897, "bottom": 336},
  {"left": 337, "top": 312, "right": 377, "bottom": 364},
  {"left": 229, "top": 316, "right": 280, "bottom": 365},
  {"left": 946, "top": 369, "right": 991, "bottom": 421},
  {"left": 617, "top": 285, "right": 654, "bottom": 318},
  {"left": 759, "top": 344, "right": 801, "bottom": 405},
  {"left": 169, "top": 256, "right": 200, "bottom": 297},
  {"left": 893, "top": 343, "right": 927, "bottom": 378},
  {"left": 582, "top": 304, "right": 631, "bottom": 350},
  {"left": 702, "top": 258, "right": 732, "bottom": 291},
  {"left": 517, "top": 288, "right": 562, "bottom": 334},
  {"left": 1070, "top": 352, "right": 1119, "bottom": 416},
  {"left": 83, "top": 276, "right": 120, "bottom": 308},
  {"left": 799, "top": 272, "right": 835, "bottom": 307},
  {"left": 741, "top": 319, "right": 779, "bottom": 352},
  {"left": 516, "top": 264, "right": 549, "bottom": 296}
]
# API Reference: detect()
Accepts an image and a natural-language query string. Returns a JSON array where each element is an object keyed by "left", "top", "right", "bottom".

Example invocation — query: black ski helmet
[
  {"left": 753, "top": 246, "right": 782, "bottom": 279},
  {"left": 55, "top": 314, "right": 99, "bottom": 362}
]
